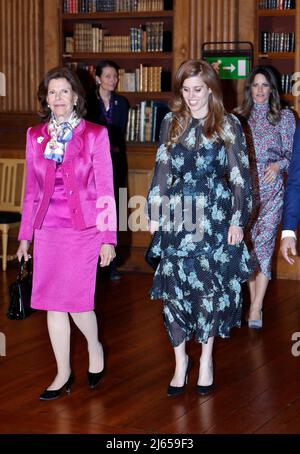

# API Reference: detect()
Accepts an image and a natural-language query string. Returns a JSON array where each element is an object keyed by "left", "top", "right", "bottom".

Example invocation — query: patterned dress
[
  {"left": 248, "top": 103, "right": 295, "bottom": 279},
  {"left": 147, "top": 112, "right": 252, "bottom": 346}
]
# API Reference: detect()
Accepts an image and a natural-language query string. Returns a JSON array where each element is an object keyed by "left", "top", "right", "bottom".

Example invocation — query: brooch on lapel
[{"left": 37, "top": 136, "right": 44, "bottom": 144}]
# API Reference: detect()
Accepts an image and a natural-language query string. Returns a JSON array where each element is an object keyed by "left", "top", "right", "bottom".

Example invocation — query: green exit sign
[{"left": 206, "top": 56, "right": 250, "bottom": 80}]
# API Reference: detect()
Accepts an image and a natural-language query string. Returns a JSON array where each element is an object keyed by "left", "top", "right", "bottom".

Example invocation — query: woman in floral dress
[
  {"left": 146, "top": 60, "right": 252, "bottom": 397},
  {"left": 235, "top": 65, "right": 296, "bottom": 328}
]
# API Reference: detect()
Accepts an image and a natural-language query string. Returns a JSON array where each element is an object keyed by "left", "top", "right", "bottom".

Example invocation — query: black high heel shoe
[
  {"left": 196, "top": 363, "right": 214, "bottom": 395},
  {"left": 167, "top": 357, "right": 192, "bottom": 397},
  {"left": 39, "top": 372, "right": 74, "bottom": 401},
  {"left": 87, "top": 369, "right": 104, "bottom": 389},
  {"left": 196, "top": 382, "right": 214, "bottom": 395}
]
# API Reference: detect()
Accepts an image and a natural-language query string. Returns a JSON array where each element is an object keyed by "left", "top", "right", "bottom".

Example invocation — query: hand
[
  {"left": 99, "top": 244, "right": 116, "bottom": 267},
  {"left": 280, "top": 237, "right": 297, "bottom": 265},
  {"left": 227, "top": 226, "right": 244, "bottom": 245},
  {"left": 16, "top": 240, "right": 30, "bottom": 262},
  {"left": 148, "top": 220, "right": 159, "bottom": 235},
  {"left": 264, "top": 162, "right": 280, "bottom": 184}
]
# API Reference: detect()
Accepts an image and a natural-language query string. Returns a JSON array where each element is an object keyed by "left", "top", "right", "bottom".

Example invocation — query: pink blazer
[{"left": 18, "top": 119, "right": 117, "bottom": 244}]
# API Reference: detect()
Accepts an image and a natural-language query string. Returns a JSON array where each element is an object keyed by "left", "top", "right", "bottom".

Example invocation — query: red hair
[{"left": 167, "top": 59, "right": 227, "bottom": 146}]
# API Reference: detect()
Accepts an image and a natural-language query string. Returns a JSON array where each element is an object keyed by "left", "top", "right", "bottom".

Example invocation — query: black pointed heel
[
  {"left": 196, "top": 363, "right": 214, "bottom": 396},
  {"left": 39, "top": 372, "right": 74, "bottom": 401},
  {"left": 167, "top": 357, "right": 192, "bottom": 397},
  {"left": 87, "top": 369, "right": 104, "bottom": 389},
  {"left": 196, "top": 382, "right": 214, "bottom": 395}
]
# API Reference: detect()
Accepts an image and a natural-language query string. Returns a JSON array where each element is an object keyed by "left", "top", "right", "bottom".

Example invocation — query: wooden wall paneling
[
  {"left": 236, "top": 0, "right": 255, "bottom": 106},
  {"left": 209, "top": 0, "right": 217, "bottom": 46},
  {"left": 18, "top": 1, "right": 25, "bottom": 110},
  {"left": 118, "top": 148, "right": 156, "bottom": 273},
  {"left": 0, "top": 0, "right": 44, "bottom": 149},
  {"left": 0, "top": 2, "right": 5, "bottom": 100},
  {"left": 187, "top": 0, "right": 255, "bottom": 73},
  {"left": 216, "top": 0, "right": 224, "bottom": 48},
  {"left": 0, "top": 113, "right": 39, "bottom": 150},
  {"left": 43, "top": 0, "right": 60, "bottom": 72},
  {"left": 189, "top": 0, "right": 238, "bottom": 59},
  {"left": 0, "top": 0, "right": 44, "bottom": 114},
  {"left": 30, "top": 0, "right": 43, "bottom": 112},
  {"left": 229, "top": 0, "right": 238, "bottom": 43},
  {"left": 0, "top": 148, "right": 24, "bottom": 159},
  {"left": 173, "top": 0, "right": 190, "bottom": 72},
  {"left": 0, "top": 0, "right": 8, "bottom": 111},
  {"left": 201, "top": 0, "right": 209, "bottom": 52},
  {"left": 189, "top": 0, "right": 196, "bottom": 59}
]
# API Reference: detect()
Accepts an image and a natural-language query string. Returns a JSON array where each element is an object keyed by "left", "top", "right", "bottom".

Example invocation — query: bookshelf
[
  {"left": 60, "top": 2, "right": 174, "bottom": 113},
  {"left": 60, "top": 0, "right": 176, "bottom": 271},
  {"left": 255, "top": 0, "right": 300, "bottom": 112}
]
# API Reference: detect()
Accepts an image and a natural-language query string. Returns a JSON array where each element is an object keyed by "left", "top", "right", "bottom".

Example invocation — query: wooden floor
[{"left": 1, "top": 262, "right": 300, "bottom": 435}]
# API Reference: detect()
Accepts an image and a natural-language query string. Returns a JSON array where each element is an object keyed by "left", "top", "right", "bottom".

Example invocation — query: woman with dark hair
[
  {"left": 86, "top": 60, "right": 129, "bottom": 280},
  {"left": 16, "top": 66, "right": 117, "bottom": 399},
  {"left": 146, "top": 59, "right": 252, "bottom": 396},
  {"left": 235, "top": 65, "right": 296, "bottom": 328}
]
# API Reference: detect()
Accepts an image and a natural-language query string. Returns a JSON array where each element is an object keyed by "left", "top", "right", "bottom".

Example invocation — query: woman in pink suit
[{"left": 16, "top": 66, "right": 117, "bottom": 400}]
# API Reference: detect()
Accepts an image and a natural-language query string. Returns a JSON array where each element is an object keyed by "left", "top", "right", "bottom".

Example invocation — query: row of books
[
  {"left": 118, "top": 65, "right": 166, "bottom": 92},
  {"left": 126, "top": 100, "right": 169, "bottom": 143},
  {"left": 281, "top": 73, "right": 294, "bottom": 94},
  {"left": 116, "top": 0, "right": 165, "bottom": 11},
  {"left": 67, "top": 29, "right": 131, "bottom": 53},
  {"left": 65, "top": 62, "right": 171, "bottom": 93},
  {"left": 260, "top": 32, "right": 295, "bottom": 53},
  {"left": 65, "top": 22, "right": 170, "bottom": 53},
  {"left": 258, "top": 0, "right": 295, "bottom": 9},
  {"left": 130, "top": 23, "right": 165, "bottom": 52},
  {"left": 63, "top": 0, "right": 173, "bottom": 13}
]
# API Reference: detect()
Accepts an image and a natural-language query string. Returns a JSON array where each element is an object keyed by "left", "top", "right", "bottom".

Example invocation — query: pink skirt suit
[{"left": 18, "top": 120, "right": 117, "bottom": 312}]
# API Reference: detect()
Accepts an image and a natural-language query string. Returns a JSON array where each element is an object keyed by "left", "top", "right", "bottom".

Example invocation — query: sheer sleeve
[
  {"left": 146, "top": 112, "right": 173, "bottom": 222},
  {"left": 225, "top": 114, "right": 252, "bottom": 228},
  {"left": 278, "top": 108, "right": 296, "bottom": 172}
]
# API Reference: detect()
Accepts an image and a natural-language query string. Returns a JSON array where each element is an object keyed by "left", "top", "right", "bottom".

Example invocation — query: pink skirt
[{"left": 31, "top": 226, "right": 102, "bottom": 312}]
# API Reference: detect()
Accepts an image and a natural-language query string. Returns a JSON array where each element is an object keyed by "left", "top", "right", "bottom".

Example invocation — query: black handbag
[{"left": 7, "top": 258, "right": 34, "bottom": 320}]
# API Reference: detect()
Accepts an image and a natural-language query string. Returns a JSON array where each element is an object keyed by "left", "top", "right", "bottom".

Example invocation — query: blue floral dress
[
  {"left": 147, "top": 112, "right": 252, "bottom": 346},
  {"left": 248, "top": 103, "right": 295, "bottom": 279}
]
